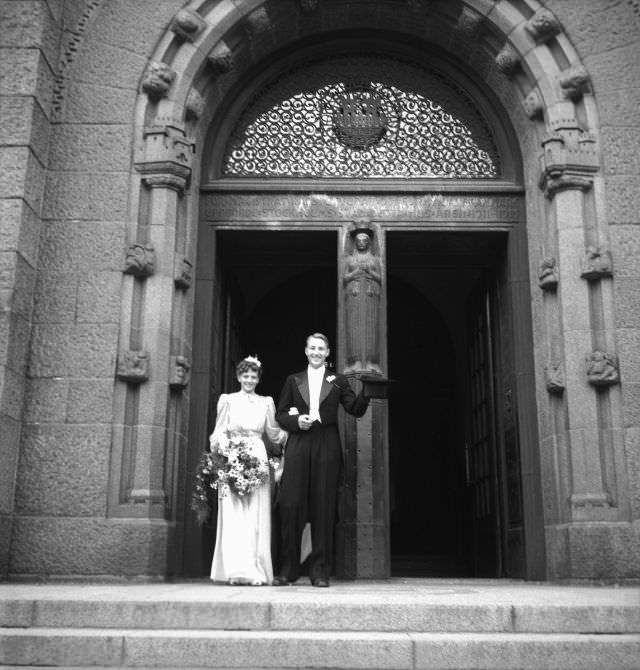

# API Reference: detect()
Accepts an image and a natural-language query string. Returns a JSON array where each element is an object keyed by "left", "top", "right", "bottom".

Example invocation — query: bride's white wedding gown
[{"left": 209, "top": 391, "right": 287, "bottom": 585}]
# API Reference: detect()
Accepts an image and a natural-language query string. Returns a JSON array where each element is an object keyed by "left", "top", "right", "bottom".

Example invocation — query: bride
[{"left": 209, "top": 356, "right": 287, "bottom": 585}]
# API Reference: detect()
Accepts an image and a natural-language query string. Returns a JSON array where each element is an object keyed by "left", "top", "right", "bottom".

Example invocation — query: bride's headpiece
[{"left": 243, "top": 355, "right": 262, "bottom": 368}]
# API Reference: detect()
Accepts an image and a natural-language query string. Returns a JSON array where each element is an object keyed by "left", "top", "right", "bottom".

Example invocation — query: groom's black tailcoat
[{"left": 276, "top": 369, "right": 368, "bottom": 582}]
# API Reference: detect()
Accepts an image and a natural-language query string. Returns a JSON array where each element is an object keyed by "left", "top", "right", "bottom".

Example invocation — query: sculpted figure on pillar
[{"left": 342, "top": 218, "right": 382, "bottom": 375}]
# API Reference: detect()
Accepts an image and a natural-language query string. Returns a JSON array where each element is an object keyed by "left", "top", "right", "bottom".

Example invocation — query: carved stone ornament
[
  {"left": 538, "top": 120, "right": 599, "bottom": 199},
  {"left": 134, "top": 124, "right": 194, "bottom": 191},
  {"left": 169, "top": 355, "right": 191, "bottom": 390},
  {"left": 525, "top": 8, "right": 561, "bottom": 44},
  {"left": 455, "top": 7, "right": 483, "bottom": 38},
  {"left": 174, "top": 255, "right": 193, "bottom": 290},
  {"left": 523, "top": 89, "right": 544, "bottom": 121},
  {"left": 124, "top": 243, "right": 156, "bottom": 277},
  {"left": 207, "top": 42, "right": 234, "bottom": 75},
  {"left": 586, "top": 351, "right": 619, "bottom": 387},
  {"left": 246, "top": 7, "right": 271, "bottom": 35},
  {"left": 343, "top": 219, "right": 383, "bottom": 375},
  {"left": 171, "top": 8, "right": 206, "bottom": 42},
  {"left": 581, "top": 246, "right": 613, "bottom": 281},
  {"left": 185, "top": 90, "right": 205, "bottom": 121},
  {"left": 300, "top": 0, "right": 319, "bottom": 12},
  {"left": 117, "top": 350, "right": 150, "bottom": 383},
  {"left": 141, "top": 62, "right": 175, "bottom": 101},
  {"left": 495, "top": 44, "right": 520, "bottom": 77},
  {"left": 559, "top": 66, "right": 591, "bottom": 101},
  {"left": 544, "top": 361, "right": 565, "bottom": 394},
  {"left": 538, "top": 256, "right": 559, "bottom": 290}
]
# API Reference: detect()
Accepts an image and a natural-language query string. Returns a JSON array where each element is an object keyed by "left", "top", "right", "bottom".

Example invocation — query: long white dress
[{"left": 209, "top": 391, "right": 287, "bottom": 585}]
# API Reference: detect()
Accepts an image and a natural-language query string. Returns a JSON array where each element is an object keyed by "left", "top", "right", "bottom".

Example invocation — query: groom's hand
[{"left": 298, "top": 414, "right": 313, "bottom": 431}]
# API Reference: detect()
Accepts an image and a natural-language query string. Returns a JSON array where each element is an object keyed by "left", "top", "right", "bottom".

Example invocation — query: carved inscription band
[{"left": 201, "top": 194, "right": 521, "bottom": 223}]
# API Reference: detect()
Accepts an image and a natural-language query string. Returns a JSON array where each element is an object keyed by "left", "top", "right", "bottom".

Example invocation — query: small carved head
[{"left": 142, "top": 62, "right": 175, "bottom": 100}]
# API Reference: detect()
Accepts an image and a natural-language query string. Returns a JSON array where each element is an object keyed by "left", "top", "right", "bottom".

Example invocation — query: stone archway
[{"left": 9, "top": 0, "right": 628, "bottom": 580}]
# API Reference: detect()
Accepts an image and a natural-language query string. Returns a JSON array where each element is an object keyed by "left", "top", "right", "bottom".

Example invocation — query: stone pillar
[
  {"left": 0, "top": 0, "right": 57, "bottom": 577},
  {"left": 540, "top": 117, "right": 627, "bottom": 576},
  {"left": 108, "top": 122, "right": 194, "bottom": 575},
  {"left": 337, "top": 223, "right": 390, "bottom": 578}
]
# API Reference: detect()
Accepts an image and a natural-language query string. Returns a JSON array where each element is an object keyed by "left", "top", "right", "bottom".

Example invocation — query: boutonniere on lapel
[
  {"left": 326, "top": 375, "right": 336, "bottom": 383},
  {"left": 288, "top": 407, "right": 299, "bottom": 416}
]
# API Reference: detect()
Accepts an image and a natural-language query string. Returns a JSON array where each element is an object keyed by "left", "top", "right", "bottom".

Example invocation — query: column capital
[
  {"left": 134, "top": 123, "right": 194, "bottom": 192},
  {"left": 538, "top": 121, "right": 599, "bottom": 199}
]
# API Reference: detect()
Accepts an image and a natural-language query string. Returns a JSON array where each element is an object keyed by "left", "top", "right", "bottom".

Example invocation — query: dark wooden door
[{"left": 466, "top": 271, "right": 526, "bottom": 578}]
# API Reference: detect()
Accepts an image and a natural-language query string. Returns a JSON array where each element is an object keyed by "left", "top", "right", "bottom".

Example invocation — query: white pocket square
[{"left": 288, "top": 407, "right": 300, "bottom": 416}]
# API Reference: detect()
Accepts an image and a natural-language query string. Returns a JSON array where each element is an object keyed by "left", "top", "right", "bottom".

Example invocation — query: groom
[{"left": 274, "top": 332, "right": 369, "bottom": 587}]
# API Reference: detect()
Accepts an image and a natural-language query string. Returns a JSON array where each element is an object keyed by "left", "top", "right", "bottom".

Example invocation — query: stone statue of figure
[{"left": 343, "top": 220, "right": 382, "bottom": 375}]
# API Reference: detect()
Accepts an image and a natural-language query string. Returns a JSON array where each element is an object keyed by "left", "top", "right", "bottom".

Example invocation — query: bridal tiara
[{"left": 243, "top": 355, "right": 262, "bottom": 367}]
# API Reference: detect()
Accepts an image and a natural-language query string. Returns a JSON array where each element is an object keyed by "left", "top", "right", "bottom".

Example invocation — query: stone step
[{"left": 1, "top": 628, "right": 640, "bottom": 669}]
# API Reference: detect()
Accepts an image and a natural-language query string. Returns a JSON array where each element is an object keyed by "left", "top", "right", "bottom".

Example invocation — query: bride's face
[{"left": 238, "top": 370, "right": 259, "bottom": 393}]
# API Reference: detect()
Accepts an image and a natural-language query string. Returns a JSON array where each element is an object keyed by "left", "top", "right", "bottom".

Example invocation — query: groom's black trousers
[{"left": 276, "top": 421, "right": 342, "bottom": 583}]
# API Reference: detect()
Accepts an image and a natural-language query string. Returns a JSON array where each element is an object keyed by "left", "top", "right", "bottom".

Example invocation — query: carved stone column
[
  {"left": 109, "top": 122, "right": 193, "bottom": 524},
  {"left": 539, "top": 119, "right": 616, "bottom": 521},
  {"left": 337, "top": 222, "right": 390, "bottom": 578}
]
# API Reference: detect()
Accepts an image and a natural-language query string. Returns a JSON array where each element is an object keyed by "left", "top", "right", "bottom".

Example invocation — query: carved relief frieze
[
  {"left": 201, "top": 193, "right": 522, "bottom": 223},
  {"left": 207, "top": 42, "right": 234, "bottom": 74},
  {"left": 117, "top": 350, "right": 150, "bottom": 383},
  {"left": 523, "top": 89, "right": 544, "bottom": 121},
  {"left": 538, "top": 256, "right": 559, "bottom": 290},
  {"left": 559, "top": 66, "right": 591, "bottom": 101},
  {"left": 246, "top": 7, "right": 271, "bottom": 35},
  {"left": 174, "top": 255, "right": 193, "bottom": 290},
  {"left": 586, "top": 351, "right": 619, "bottom": 387},
  {"left": 186, "top": 90, "right": 205, "bottom": 121},
  {"left": 525, "top": 8, "right": 561, "bottom": 44},
  {"left": 495, "top": 44, "right": 520, "bottom": 77},
  {"left": 538, "top": 119, "right": 599, "bottom": 198},
  {"left": 544, "top": 361, "right": 565, "bottom": 394},
  {"left": 581, "top": 246, "right": 613, "bottom": 281},
  {"left": 171, "top": 8, "right": 206, "bottom": 42},
  {"left": 134, "top": 124, "right": 194, "bottom": 191},
  {"left": 141, "top": 62, "right": 175, "bottom": 100},
  {"left": 169, "top": 355, "right": 191, "bottom": 390},
  {"left": 124, "top": 243, "right": 156, "bottom": 277}
]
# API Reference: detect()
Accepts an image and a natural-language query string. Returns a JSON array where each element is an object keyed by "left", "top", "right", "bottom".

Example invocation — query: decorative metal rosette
[{"left": 222, "top": 56, "right": 498, "bottom": 179}]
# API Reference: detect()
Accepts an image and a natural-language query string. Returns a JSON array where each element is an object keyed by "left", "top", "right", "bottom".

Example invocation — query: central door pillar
[{"left": 336, "top": 220, "right": 391, "bottom": 579}]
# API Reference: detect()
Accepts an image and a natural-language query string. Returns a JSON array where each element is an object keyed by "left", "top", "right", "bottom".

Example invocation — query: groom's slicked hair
[{"left": 307, "top": 332, "right": 329, "bottom": 347}]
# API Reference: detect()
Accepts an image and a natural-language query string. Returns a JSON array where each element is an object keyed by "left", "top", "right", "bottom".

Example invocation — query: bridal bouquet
[{"left": 191, "top": 431, "right": 271, "bottom": 524}]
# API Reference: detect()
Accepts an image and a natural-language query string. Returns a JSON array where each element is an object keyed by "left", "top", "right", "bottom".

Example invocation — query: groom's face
[{"left": 305, "top": 336, "right": 329, "bottom": 369}]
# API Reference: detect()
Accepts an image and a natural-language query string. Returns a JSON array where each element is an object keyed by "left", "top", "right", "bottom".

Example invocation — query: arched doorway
[{"left": 186, "top": 34, "right": 543, "bottom": 579}]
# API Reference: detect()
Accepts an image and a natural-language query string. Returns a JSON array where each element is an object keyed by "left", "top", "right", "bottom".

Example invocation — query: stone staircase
[{"left": 1, "top": 579, "right": 639, "bottom": 669}]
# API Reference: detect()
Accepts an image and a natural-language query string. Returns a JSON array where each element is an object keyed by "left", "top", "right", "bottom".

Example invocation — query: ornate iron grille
[{"left": 222, "top": 56, "right": 499, "bottom": 178}]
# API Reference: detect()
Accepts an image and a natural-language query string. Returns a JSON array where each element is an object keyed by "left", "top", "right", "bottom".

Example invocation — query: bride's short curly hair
[{"left": 236, "top": 356, "right": 262, "bottom": 378}]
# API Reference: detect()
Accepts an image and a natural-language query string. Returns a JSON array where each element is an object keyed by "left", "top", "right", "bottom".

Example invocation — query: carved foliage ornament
[
  {"left": 525, "top": 8, "right": 561, "bottom": 44},
  {"left": 124, "top": 243, "right": 155, "bottom": 277},
  {"left": 208, "top": 42, "right": 234, "bottom": 75},
  {"left": 186, "top": 90, "right": 205, "bottom": 121},
  {"left": 455, "top": 7, "right": 483, "bottom": 38},
  {"left": 538, "top": 256, "right": 559, "bottom": 290},
  {"left": 495, "top": 44, "right": 520, "bottom": 77},
  {"left": 523, "top": 89, "right": 543, "bottom": 121},
  {"left": 545, "top": 361, "right": 565, "bottom": 394},
  {"left": 171, "top": 9, "right": 206, "bottom": 42},
  {"left": 246, "top": 7, "right": 271, "bottom": 35},
  {"left": 586, "top": 351, "right": 619, "bottom": 387},
  {"left": 142, "top": 62, "right": 175, "bottom": 100},
  {"left": 581, "top": 246, "right": 613, "bottom": 281},
  {"left": 175, "top": 256, "right": 193, "bottom": 290},
  {"left": 117, "top": 350, "right": 150, "bottom": 383},
  {"left": 170, "top": 355, "right": 191, "bottom": 390}
]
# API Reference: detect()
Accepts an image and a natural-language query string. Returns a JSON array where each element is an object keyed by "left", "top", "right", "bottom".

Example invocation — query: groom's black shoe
[
  {"left": 273, "top": 576, "right": 293, "bottom": 586},
  {"left": 312, "top": 578, "right": 329, "bottom": 587}
]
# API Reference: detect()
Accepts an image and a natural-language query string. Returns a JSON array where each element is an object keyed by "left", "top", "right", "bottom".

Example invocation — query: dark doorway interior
[
  {"left": 386, "top": 230, "right": 507, "bottom": 577},
  {"left": 216, "top": 230, "right": 338, "bottom": 399}
]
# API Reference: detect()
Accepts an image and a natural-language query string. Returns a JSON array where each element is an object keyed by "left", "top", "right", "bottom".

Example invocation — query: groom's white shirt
[{"left": 307, "top": 364, "right": 324, "bottom": 422}]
